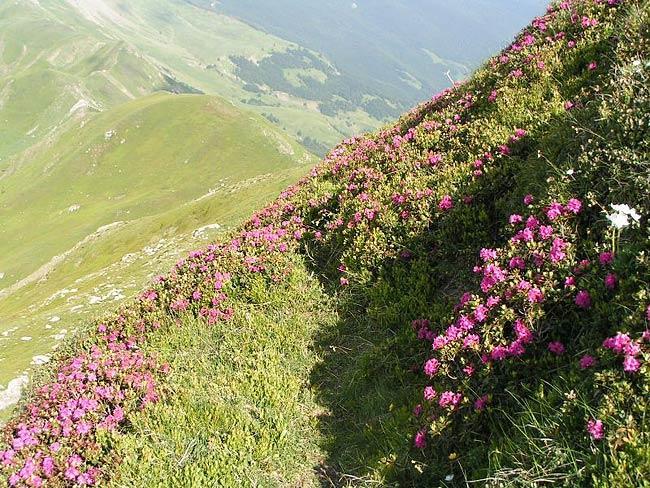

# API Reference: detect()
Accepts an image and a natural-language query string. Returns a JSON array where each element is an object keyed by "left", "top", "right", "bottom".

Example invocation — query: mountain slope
[
  {"left": 215, "top": 0, "right": 547, "bottom": 112},
  {"left": 0, "top": 0, "right": 171, "bottom": 168},
  {"left": 1, "top": 0, "right": 648, "bottom": 486},
  {"left": 0, "top": 92, "right": 314, "bottom": 404}
]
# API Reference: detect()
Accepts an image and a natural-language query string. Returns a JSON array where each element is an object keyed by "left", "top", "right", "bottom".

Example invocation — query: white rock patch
[
  {"left": 31, "top": 355, "right": 51, "bottom": 366},
  {"left": 0, "top": 374, "right": 29, "bottom": 411}
]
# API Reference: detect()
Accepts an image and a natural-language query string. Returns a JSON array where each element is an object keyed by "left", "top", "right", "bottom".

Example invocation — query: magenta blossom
[
  {"left": 424, "top": 386, "right": 437, "bottom": 401},
  {"left": 604, "top": 273, "right": 617, "bottom": 290},
  {"left": 414, "top": 429, "right": 427, "bottom": 449},
  {"left": 548, "top": 341, "right": 565, "bottom": 355},
  {"left": 474, "top": 395, "right": 489, "bottom": 411},
  {"left": 579, "top": 355, "right": 597, "bottom": 369},
  {"left": 599, "top": 251, "right": 614, "bottom": 265},
  {"left": 509, "top": 214, "right": 523, "bottom": 225},
  {"left": 438, "top": 195, "right": 454, "bottom": 211},
  {"left": 623, "top": 356, "right": 641, "bottom": 373},
  {"left": 528, "top": 288, "right": 544, "bottom": 303},
  {"left": 438, "top": 391, "right": 462, "bottom": 409},
  {"left": 575, "top": 290, "right": 592, "bottom": 309},
  {"left": 587, "top": 419, "right": 604, "bottom": 440},
  {"left": 423, "top": 358, "right": 440, "bottom": 378},
  {"left": 566, "top": 198, "right": 582, "bottom": 213}
]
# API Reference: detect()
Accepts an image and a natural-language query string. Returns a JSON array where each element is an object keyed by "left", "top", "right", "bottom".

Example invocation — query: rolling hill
[{"left": 0, "top": 92, "right": 314, "bottom": 412}]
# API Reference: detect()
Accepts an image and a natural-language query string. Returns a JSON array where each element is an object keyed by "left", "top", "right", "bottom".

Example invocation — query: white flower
[
  {"left": 607, "top": 212, "right": 629, "bottom": 229},
  {"left": 610, "top": 204, "right": 641, "bottom": 221},
  {"left": 445, "top": 474, "right": 454, "bottom": 481},
  {"left": 566, "top": 169, "right": 575, "bottom": 175}
]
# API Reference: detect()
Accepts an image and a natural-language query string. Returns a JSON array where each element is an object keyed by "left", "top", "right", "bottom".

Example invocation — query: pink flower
[
  {"left": 539, "top": 225, "right": 554, "bottom": 240},
  {"left": 548, "top": 341, "right": 565, "bottom": 355},
  {"left": 575, "top": 290, "right": 592, "bottom": 309},
  {"left": 604, "top": 273, "right": 618, "bottom": 290},
  {"left": 414, "top": 429, "right": 427, "bottom": 448},
  {"left": 508, "top": 340, "right": 526, "bottom": 357},
  {"left": 587, "top": 419, "right": 604, "bottom": 440},
  {"left": 42, "top": 456, "right": 56, "bottom": 478},
  {"left": 481, "top": 264, "right": 507, "bottom": 292},
  {"left": 488, "top": 90, "right": 498, "bottom": 102},
  {"left": 623, "top": 355, "right": 641, "bottom": 373},
  {"left": 509, "top": 256, "right": 525, "bottom": 270},
  {"left": 428, "top": 152, "right": 442, "bottom": 166},
  {"left": 513, "top": 128, "right": 527, "bottom": 140},
  {"left": 526, "top": 216, "right": 539, "bottom": 229},
  {"left": 564, "top": 276, "right": 576, "bottom": 288},
  {"left": 515, "top": 319, "right": 534, "bottom": 344},
  {"left": 510, "top": 69, "right": 524, "bottom": 79},
  {"left": 599, "top": 251, "right": 614, "bottom": 266},
  {"left": 579, "top": 355, "right": 597, "bottom": 369},
  {"left": 340, "top": 277, "right": 349, "bottom": 286},
  {"left": 546, "top": 201, "right": 564, "bottom": 220},
  {"left": 463, "top": 334, "right": 480, "bottom": 349},
  {"left": 474, "top": 304, "right": 489, "bottom": 323},
  {"left": 509, "top": 214, "right": 523, "bottom": 224},
  {"left": 424, "top": 386, "right": 437, "bottom": 401},
  {"left": 413, "top": 404, "right": 423, "bottom": 417},
  {"left": 423, "top": 358, "right": 440, "bottom": 377},
  {"left": 523, "top": 194, "right": 534, "bottom": 205},
  {"left": 603, "top": 333, "right": 631, "bottom": 354},
  {"left": 550, "top": 238, "right": 567, "bottom": 262},
  {"left": 480, "top": 248, "right": 498, "bottom": 262},
  {"left": 588, "top": 61, "right": 598, "bottom": 71},
  {"left": 438, "top": 391, "right": 462, "bottom": 409},
  {"left": 438, "top": 195, "right": 454, "bottom": 211},
  {"left": 490, "top": 346, "right": 508, "bottom": 361},
  {"left": 528, "top": 288, "right": 544, "bottom": 303},
  {"left": 474, "top": 395, "right": 489, "bottom": 411},
  {"left": 432, "top": 335, "right": 447, "bottom": 350},
  {"left": 566, "top": 198, "right": 582, "bottom": 213}
]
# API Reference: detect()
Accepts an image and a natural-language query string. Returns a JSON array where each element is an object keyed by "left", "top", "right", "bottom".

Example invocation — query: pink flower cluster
[
  {"left": 414, "top": 199, "right": 585, "bottom": 432},
  {"left": 602, "top": 332, "right": 645, "bottom": 373},
  {"left": 0, "top": 331, "right": 164, "bottom": 486}
]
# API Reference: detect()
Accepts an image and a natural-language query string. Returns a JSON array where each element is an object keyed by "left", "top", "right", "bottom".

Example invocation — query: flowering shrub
[{"left": 411, "top": 198, "right": 648, "bottom": 450}]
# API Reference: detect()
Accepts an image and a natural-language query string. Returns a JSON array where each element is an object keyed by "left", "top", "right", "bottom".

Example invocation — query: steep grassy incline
[{"left": 1, "top": 0, "right": 648, "bottom": 486}]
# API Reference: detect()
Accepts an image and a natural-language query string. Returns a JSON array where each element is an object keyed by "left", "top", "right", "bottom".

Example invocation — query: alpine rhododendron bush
[{"left": 2, "top": 0, "right": 648, "bottom": 486}]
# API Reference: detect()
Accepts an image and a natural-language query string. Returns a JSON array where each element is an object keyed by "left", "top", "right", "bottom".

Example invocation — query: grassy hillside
[
  {"left": 0, "top": 92, "right": 314, "bottom": 412},
  {"left": 25, "top": 0, "right": 379, "bottom": 151},
  {"left": 1, "top": 0, "right": 649, "bottom": 486},
  {"left": 0, "top": 0, "right": 174, "bottom": 167}
]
